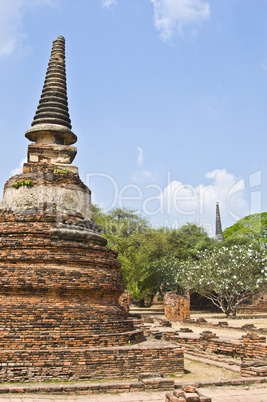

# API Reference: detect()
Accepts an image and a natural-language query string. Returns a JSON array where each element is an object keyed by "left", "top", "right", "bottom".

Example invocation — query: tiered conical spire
[
  {"left": 215, "top": 202, "right": 224, "bottom": 242},
  {"left": 32, "top": 35, "right": 71, "bottom": 129},
  {"left": 25, "top": 36, "right": 77, "bottom": 145}
]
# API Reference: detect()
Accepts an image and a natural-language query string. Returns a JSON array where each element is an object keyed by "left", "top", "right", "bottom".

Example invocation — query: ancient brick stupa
[{"left": 0, "top": 36, "right": 183, "bottom": 382}]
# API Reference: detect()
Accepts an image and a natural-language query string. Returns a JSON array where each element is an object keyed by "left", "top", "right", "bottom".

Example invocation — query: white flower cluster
[{"left": 156, "top": 243, "right": 267, "bottom": 315}]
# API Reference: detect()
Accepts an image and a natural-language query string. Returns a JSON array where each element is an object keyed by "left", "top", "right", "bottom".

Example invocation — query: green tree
[
  {"left": 131, "top": 223, "right": 215, "bottom": 299},
  {"left": 92, "top": 206, "right": 219, "bottom": 303},
  {"left": 177, "top": 244, "right": 267, "bottom": 316},
  {"left": 223, "top": 213, "right": 267, "bottom": 248},
  {"left": 92, "top": 206, "right": 167, "bottom": 300},
  {"left": 165, "top": 223, "right": 215, "bottom": 260},
  {"left": 143, "top": 256, "right": 182, "bottom": 296},
  {"left": 122, "top": 228, "right": 170, "bottom": 300}
]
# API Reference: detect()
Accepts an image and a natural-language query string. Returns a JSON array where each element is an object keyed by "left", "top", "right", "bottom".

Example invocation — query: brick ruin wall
[
  {"left": 0, "top": 344, "right": 184, "bottom": 383},
  {"left": 164, "top": 332, "right": 267, "bottom": 361},
  {"left": 241, "top": 359, "right": 267, "bottom": 377},
  {"left": 0, "top": 218, "right": 144, "bottom": 348},
  {"left": 164, "top": 292, "right": 190, "bottom": 322},
  {"left": 238, "top": 293, "right": 267, "bottom": 314}
]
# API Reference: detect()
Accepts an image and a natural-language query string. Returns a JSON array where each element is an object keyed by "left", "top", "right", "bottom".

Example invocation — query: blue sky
[{"left": 0, "top": 0, "right": 266, "bottom": 236}]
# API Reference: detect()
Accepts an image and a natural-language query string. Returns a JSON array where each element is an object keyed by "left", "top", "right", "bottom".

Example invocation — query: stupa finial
[
  {"left": 25, "top": 35, "right": 77, "bottom": 146},
  {"left": 215, "top": 202, "right": 224, "bottom": 242}
]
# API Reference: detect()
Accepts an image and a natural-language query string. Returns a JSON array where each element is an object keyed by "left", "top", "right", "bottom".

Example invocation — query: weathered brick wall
[
  {"left": 238, "top": 293, "right": 267, "bottom": 313},
  {"left": 0, "top": 344, "right": 184, "bottom": 382},
  {"left": 241, "top": 359, "right": 267, "bottom": 377},
  {"left": 164, "top": 292, "right": 190, "bottom": 322},
  {"left": 0, "top": 228, "right": 143, "bottom": 346},
  {"left": 164, "top": 332, "right": 267, "bottom": 360}
]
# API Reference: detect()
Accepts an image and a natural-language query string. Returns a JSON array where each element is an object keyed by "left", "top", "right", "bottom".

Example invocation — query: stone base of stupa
[
  {"left": 0, "top": 163, "right": 184, "bottom": 382},
  {"left": 0, "top": 340, "right": 183, "bottom": 382}
]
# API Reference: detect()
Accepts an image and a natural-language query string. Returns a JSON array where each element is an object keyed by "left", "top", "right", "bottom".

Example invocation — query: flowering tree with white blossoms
[{"left": 178, "top": 244, "right": 267, "bottom": 317}]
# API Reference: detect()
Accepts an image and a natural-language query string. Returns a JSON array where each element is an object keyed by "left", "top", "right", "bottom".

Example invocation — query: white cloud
[
  {"left": 132, "top": 147, "right": 154, "bottom": 182},
  {"left": 156, "top": 169, "right": 249, "bottom": 235},
  {"left": 261, "top": 60, "right": 267, "bottom": 71},
  {"left": 11, "top": 157, "right": 27, "bottom": 176},
  {"left": 85, "top": 168, "right": 256, "bottom": 234},
  {"left": 136, "top": 146, "right": 144, "bottom": 167},
  {"left": 0, "top": 0, "right": 56, "bottom": 58},
  {"left": 149, "top": 0, "right": 211, "bottom": 40},
  {"left": 102, "top": 0, "right": 118, "bottom": 9}
]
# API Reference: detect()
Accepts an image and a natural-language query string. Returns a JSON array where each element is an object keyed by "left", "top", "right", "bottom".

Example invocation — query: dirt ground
[
  {"left": 166, "top": 311, "right": 267, "bottom": 341},
  {"left": 190, "top": 311, "right": 267, "bottom": 328},
  {"left": 177, "top": 358, "right": 240, "bottom": 382}
]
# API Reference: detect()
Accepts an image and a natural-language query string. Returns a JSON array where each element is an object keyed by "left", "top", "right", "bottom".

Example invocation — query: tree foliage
[
  {"left": 92, "top": 206, "right": 167, "bottom": 299},
  {"left": 92, "top": 205, "right": 214, "bottom": 300},
  {"left": 93, "top": 206, "right": 267, "bottom": 314},
  {"left": 223, "top": 213, "right": 267, "bottom": 248},
  {"left": 165, "top": 224, "right": 215, "bottom": 260}
]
